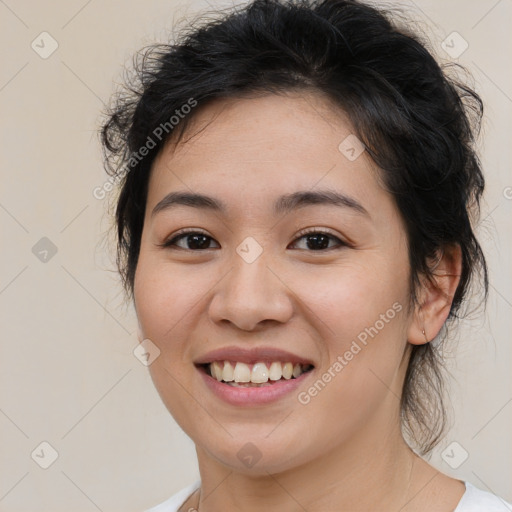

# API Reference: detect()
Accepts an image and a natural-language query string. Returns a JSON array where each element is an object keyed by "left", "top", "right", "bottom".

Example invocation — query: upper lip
[{"left": 194, "top": 346, "right": 315, "bottom": 366}]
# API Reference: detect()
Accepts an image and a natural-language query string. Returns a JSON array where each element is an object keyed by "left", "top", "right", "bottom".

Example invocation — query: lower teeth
[
  {"left": 225, "top": 380, "right": 279, "bottom": 387},
  {"left": 223, "top": 377, "right": 301, "bottom": 387}
]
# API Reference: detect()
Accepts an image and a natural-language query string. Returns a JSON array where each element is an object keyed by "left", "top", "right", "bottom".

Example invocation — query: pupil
[
  {"left": 188, "top": 234, "right": 209, "bottom": 250},
  {"left": 307, "top": 234, "right": 329, "bottom": 250}
]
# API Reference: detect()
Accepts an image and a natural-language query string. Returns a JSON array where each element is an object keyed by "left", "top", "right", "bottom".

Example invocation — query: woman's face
[{"left": 134, "top": 92, "right": 416, "bottom": 474}]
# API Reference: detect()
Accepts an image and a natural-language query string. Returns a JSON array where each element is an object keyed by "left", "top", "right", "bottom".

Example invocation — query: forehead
[
  {"left": 156, "top": 91, "right": 356, "bottom": 165},
  {"left": 146, "top": 91, "right": 389, "bottom": 218}
]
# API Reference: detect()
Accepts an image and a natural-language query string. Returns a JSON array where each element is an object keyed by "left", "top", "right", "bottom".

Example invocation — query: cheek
[
  {"left": 133, "top": 254, "right": 207, "bottom": 427},
  {"left": 134, "top": 253, "right": 206, "bottom": 344},
  {"left": 293, "top": 258, "right": 409, "bottom": 420},
  {"left": 295, "top": 256, "right": 409, "bottom": 346}
]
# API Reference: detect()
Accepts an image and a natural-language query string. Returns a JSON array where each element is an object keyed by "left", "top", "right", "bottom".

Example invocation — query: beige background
[{"left": 0, "top": 0, "right": 510, "bottom": 510}]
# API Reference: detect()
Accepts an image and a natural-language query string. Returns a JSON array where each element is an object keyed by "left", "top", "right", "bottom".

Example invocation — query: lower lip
[{"left": 198, "top": 366, "right": 313, "bottom": 406}]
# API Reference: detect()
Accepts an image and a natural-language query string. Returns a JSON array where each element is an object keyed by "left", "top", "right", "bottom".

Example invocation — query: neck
[{"left": 193, "top": 424, "right": 425, "bottom": 512}]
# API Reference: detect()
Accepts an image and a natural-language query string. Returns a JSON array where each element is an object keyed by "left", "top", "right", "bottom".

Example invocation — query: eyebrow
[{"left": 151, "top": 189, "right": 369, "bottom": 218}]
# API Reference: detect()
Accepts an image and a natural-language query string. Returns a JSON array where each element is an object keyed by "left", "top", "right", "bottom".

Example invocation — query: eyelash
[{"left": 159, "top": 227, "right": 348, "bottom": 252}]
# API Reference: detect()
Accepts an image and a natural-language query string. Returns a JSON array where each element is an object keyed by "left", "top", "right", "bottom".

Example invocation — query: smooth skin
[{"left": 134, "top": 91, "right": 465, "bottom": 511}]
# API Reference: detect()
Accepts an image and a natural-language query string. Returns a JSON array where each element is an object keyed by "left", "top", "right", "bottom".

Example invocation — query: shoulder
[
  {"left": 454, "top": 481, "right": 512, "bottom": 512},
  {"left": 143, "top": 479, "right": 512, "bottom": 512},
  {"left": 143, "top": 480, "right": 201, "bottom": 512}
]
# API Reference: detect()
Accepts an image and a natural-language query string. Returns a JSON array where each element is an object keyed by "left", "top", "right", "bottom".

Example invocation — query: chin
[{"left": 194, "top": 428, "right": 315, "bottom": 475}]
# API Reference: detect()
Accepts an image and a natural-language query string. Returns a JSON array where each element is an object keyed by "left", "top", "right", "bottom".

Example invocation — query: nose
[{"left": 208, "top": 250, "right": 294, "bottom": 332}]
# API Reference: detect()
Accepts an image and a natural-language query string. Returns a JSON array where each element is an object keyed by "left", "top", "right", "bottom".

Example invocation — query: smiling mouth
[{"left": 199, "top": 360, "right": 314, "bottom": 387}]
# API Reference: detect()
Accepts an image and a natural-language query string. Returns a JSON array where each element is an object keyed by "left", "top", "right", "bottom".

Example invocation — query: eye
[
  {"left": 160, "top": 229, "right": 220, "bottom": 251},
  {"left": 159, "top": 228, "right": 348, "bottom": 252},
  {"left": 289, "top": 228, "right": 347, "bottom": 251}
]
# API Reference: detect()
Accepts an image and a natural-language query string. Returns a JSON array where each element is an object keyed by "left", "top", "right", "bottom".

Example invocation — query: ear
[{"left": 407, "top": 244, "right": 462, "bottom": 345}]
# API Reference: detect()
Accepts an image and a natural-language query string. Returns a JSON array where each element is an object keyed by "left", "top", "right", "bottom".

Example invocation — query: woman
[{"left": 100, "top": 0, "right": 511, "bottom": 510}]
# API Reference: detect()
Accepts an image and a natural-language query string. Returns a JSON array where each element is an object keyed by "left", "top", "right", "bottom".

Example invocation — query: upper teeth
[{"left": 209, "top": 361, "right": 311, "bottom": 383}]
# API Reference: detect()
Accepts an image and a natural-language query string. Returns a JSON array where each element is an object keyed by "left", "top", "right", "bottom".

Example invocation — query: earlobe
[
  {"left": 407, "top": 244, "right": 462, "bottom": 346},
  {"left": 408, "top": 309, "right": 431, "bottom": 346}
]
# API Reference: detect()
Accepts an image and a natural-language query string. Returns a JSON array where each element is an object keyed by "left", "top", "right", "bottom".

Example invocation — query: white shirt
[{"left": 144, "top": 480, "right": 512, "bottom": 511}]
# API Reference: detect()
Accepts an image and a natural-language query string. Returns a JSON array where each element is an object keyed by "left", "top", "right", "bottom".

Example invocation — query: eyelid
[
  {"left": 290, "top": 227, "right": 350, "bottom": 249},
  {"left": 294, "top": 226, "right": 344, "bottom": 241},
  {"left": 158, "top": 228, "right": 214, "bottom": 249}
]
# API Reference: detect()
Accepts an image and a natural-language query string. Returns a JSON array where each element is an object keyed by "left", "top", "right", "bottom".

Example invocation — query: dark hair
[{"left": 100, "top": 0, "right": 488, "bottom": 455}]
